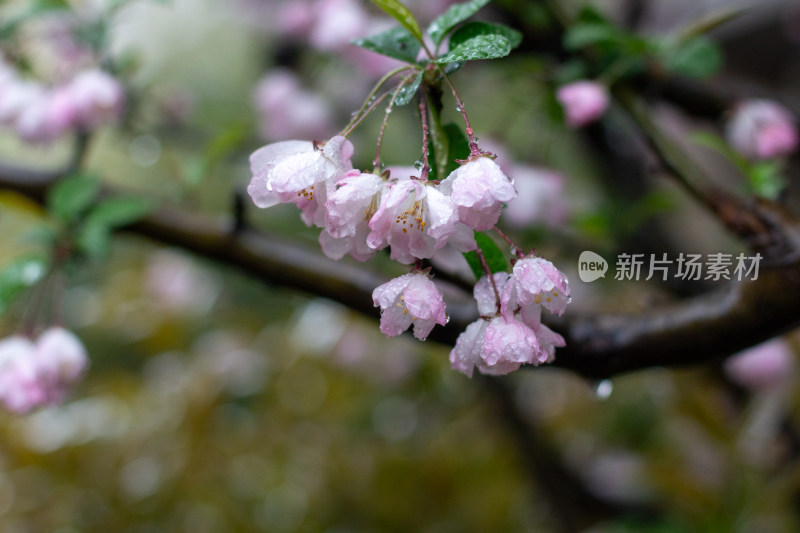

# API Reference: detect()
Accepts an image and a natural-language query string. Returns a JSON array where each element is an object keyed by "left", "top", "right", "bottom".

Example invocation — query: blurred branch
[{"left": 2, "top": 159, "right": 800, "bottom": 382}]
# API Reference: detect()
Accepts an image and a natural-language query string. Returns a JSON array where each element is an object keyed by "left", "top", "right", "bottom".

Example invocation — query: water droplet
[
  {"left": 510, "top": 246, "right": 518, "bottom": 257},
  {"left": 455, "top": 106, "right": 462, "bottom": 112},
  {"left": 414, "top": 159, "right": 423, "bottom": 170},
  {"left": 445, "top": 315, "right": 450, "bottom": 324},
  {"left": 567, "top": 296, "right": 573, "bottom": 304},
  {"left": 594, "top": 379, "right": 613, "bottom": 400}
]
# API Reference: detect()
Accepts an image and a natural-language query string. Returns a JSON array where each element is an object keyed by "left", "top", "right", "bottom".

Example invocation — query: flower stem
[
  {"left": 437, "top": 66, "right": 481, "bottom": 157},
  {"left": 340, "top": 66, "right": 413, "bottom": 137},
  {"left": 493, "top": 225, "right": 526, "bottom": 258},
  {"left": 418, "top": 90, "right": 431, "bottom": 180},
  {"left": 372, "top": 73, "right": 417, "bottom": 172},
  {"left": 476, "top": 247, "right": 501, "bottom": 309}
]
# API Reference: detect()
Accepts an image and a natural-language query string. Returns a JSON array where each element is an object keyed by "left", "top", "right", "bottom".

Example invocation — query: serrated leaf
[
  {"left": 434, "top": 34, "right": 511, "bottom": 64},
  {"left": 463, "top": 231, "right": 507, "bottom": 279},
  {"left": 369, "top": 0, "right": 424, "bottom": 45},
  {"left": 47, "top": 174, "right": 100, "bottom": 223},
  {"left": 564, "top": 23, "right": 620, "bottom": 50},
  {"left": 663, "top": 36, "right": 722, "bottom": 79},
  {"left": 86, "top": 196, "right": 154, "bottom": 229},
  {"left": 394, "top": 71, "right": 424, "bottom": 106},
  {"left": 353, "top": 26, "right": 421, "bottom": 63},
  {"left": 427, "top": 0, "right": 491, "bottom": 46},
  {"left": 449, "top": 21, "right": 522, "bottom": 52},
  {"left": 0, "top": 255, "right": 50, "bottom": 316}
]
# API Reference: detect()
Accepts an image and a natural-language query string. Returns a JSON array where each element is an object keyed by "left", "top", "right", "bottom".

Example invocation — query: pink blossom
[
  {"left": 726, "top": 99, "right": 798, "bottom": 160},
  {"left": 473, "top": 272, "right": 509, "bottom": 316},
  {"left": 253, "top": 69, "right": 332, "bottom": 141},
  {"left": 320, "top": 170, "right": 388, "bottom": 261},
  {"left": 366, "top": 178, "right": 459, "bottom": 264},
  {"left": 247, "top": 135, "right": 354, "bottom": 227},
  {"left": 556, "top": 81, "right": 609, "bottom": 128},
  {"left": 309, "top": 0, "right": 369, "bottom": 52},
  {"left": 449, "top": 316, "right": 543, "bottom": 378},
  {"left": 483, "top": 316, "right": 544, "bottom": 366},
  {"left": 724, "top": 339, "right": 795, "bottom": 391},
  {"left": 35, "top": 327, "right": 89, "bottom": 402},
  {"left": 439, "top": 156, "right": 517, "bottom": 231},
  {"left": 501, "top": 256, "right": 570, "bottom": 322},
  {"left": 503, "top": 166, "right": 568, "bottom": 229},
  {"left": 67, "top": 69, "right": 125, "bottom": 129},
  {"left": 0, "top": 336, "right": 46, "bottom": 414},
  {"left": 372, "top": 272, "right": 447, "bottom": 340}
]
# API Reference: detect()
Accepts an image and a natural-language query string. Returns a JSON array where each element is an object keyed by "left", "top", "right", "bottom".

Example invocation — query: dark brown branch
[{"left": 2, "top": 160, "right": 800, "bottom": 381}]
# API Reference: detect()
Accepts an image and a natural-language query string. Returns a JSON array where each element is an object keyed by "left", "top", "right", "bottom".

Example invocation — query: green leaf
[
  {"left": 353, "top": 26, "right": 421, "bottom": 63},
  {"left": 427, "top": 0, "right": 490, "bottom": 46},
  {"left": 434, "top": 34, "right": 511, "bottom": 64},
  {"left": 369, "top": 0, "right": 424, "bottom": 45},
  {"left": 86, "top": 196, "right": 154, "bottom": 229},
  {"left": 689, "top": 131, "right": 748, "bottom": 172},
  {"left": 394, "top": 71, "right": 424, "bottom": 106},
  {"left": 463, "top": 231, "right": 507, "bottom": 279},
  {"left": 748, "top": 161, "right": 785, "bottom": 200},
  {"left": 663, "top": 36, "right": 722, "bottom": 78},
  {"left": 76, "top": 222, "right": 112, "bottom": 259},
  {"left": 0, "top": 255, "right": 50, "bottom": 316},
  {"left": 564, "top": 23, "right": 620, "bottom": 50},
  {"left": 47, "top": 174, "right": 100, "bottom": 223},
  {"left": 449, "top": 21, "right": 522, "bottom": 52}
]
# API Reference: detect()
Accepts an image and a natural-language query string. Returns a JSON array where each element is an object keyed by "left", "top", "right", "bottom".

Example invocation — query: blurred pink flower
[
  {"left": 309, "top": 0, "right": 369, "bottom": 51},
  {"left": 67, "top": 69, "right": 125, "bottom": 129},
  {"left": 503, "top": 166, "right": 568, "bottom": 229},
  {"left": 253, "top": 69, "right": 333, "bottom": 141},
  {"left": 724, "top": 339, "right": 795, "bottom": 391},
  {"left": 726, "top": 99, "right": 798, "bottom": 160},
  {"left": 556, "top": 80, "right": 609, "bottom": 128}
]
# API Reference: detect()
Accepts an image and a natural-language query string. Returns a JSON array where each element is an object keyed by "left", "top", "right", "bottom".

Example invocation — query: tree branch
[{"left": 2, "top": 160, "right": 800, "bottom": 381}]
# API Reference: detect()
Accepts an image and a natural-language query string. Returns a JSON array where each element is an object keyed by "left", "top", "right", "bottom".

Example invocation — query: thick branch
[{"left": 2, "top": 161, "right": 800, "bottom": 381}]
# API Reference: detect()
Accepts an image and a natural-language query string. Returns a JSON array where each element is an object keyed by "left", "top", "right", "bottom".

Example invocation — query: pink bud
[
  {"left": 726, "top": 99, "right": 798, "bottom": 160},
  {"left": 556, "top": 81, "right": 609, "bottom": 128}
]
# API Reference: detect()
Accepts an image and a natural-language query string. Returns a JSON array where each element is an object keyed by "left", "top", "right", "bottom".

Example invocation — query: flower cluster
[
  {"left": 450, "top": 257, "right": 569, "bottom": 377},
  {"left": 247, "top": 136, "right": 516, "bottom": 264},
  {"left": 0, "top": 328, "right": 89, "bottom": 414},
  {"left": 0, "top": 57, "right": 124, "bottom": 144}
]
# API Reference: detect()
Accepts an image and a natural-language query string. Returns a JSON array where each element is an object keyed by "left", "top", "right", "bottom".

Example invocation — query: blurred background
[{"left": 1, "top": 0, "right": 800, "bottom": 531}]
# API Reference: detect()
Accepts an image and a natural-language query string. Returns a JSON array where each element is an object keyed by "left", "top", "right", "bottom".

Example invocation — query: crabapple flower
[
  {"left": 366, "top": 178, "right": 460, "bottom": 264},
  {"left": 372, "top": 272, "right": 447, "bottom": 340},
  {"left": 726, "top": 99, "right": 798, "bottom": 160},
  {"left": 473, "top": 272, "right": 509, "bottom": 316},
  {"left": 320, "top": 170, "right": 388, "bottom": 261},
  {"left": 724, "top": 339, "right": 795, "bottom": 391},
  {"left": 35, "top": 327, "right": 89, "bottom": 403},
  {"left": 556, "top": 80, "right": 609, "bottom": 128},
  {"left": 0, "top": 336, "right": 45, "bottom": 414},
  {"left": 67, "top": 69, "right": 125, "bottom": 129},
  {"left": 501, "top": 256, "right": 570, "bottom": 322},
  {"left": 253, "top": 69, "right": 332, "bottom": 141},
  {"left": 247, "top": 135, "right": 354, "bottom": 227},
  {"left": 0, "top": 328, "right": 88, "bottom": 413},
  {"left": 439, "top": 156, "right": 517, "bottom": 231}
]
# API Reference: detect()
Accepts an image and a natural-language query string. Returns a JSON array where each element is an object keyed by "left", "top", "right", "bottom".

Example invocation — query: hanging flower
[
  {"left": 372, "top": 272, "right": 447, "bottom": 340},
  {"left": 556, "top": 80, "right": 609, "bottom": 128},
  {"left": 726, "top": 99, "right": 798, "bottom": 160}
]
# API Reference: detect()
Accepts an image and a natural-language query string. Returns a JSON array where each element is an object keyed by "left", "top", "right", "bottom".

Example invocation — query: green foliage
[
  {"left": 0, "top": 254, "right": 50, "bottom": 316},
  {"left": 394, "top": 71, "right": 424, "bottom": 106},
  {"left": 449, "top": 21, "right": 522, "bottom": 51},
  {"left": 427, "top": 0, "right": 491, "bottom": 46},
  {"left": 435, "top": 34, "right": 511, "bottom": 63},
  {"left": 660, "top": 36, "right": 723, "bottom": 79},
  {"left": 353, "top": 26, "right": 422, "bottom": 63},
  {"left": 47, "top": 174, "right": 101, "bottom": 224},
  {"left": 75, "top": 197, "right": 155, "bottom": 259},
  {"left": 369, "top": 0, "right": 424, "bottom": 45},
  {"left": 463, "top": 232, "right": 507, "bottom": 279},
  {"left": 564, "top": 23, "right": 621, "bottom": 50},
  {"left": 748, "top": 160, "right": 785, "bottom": 200}
]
